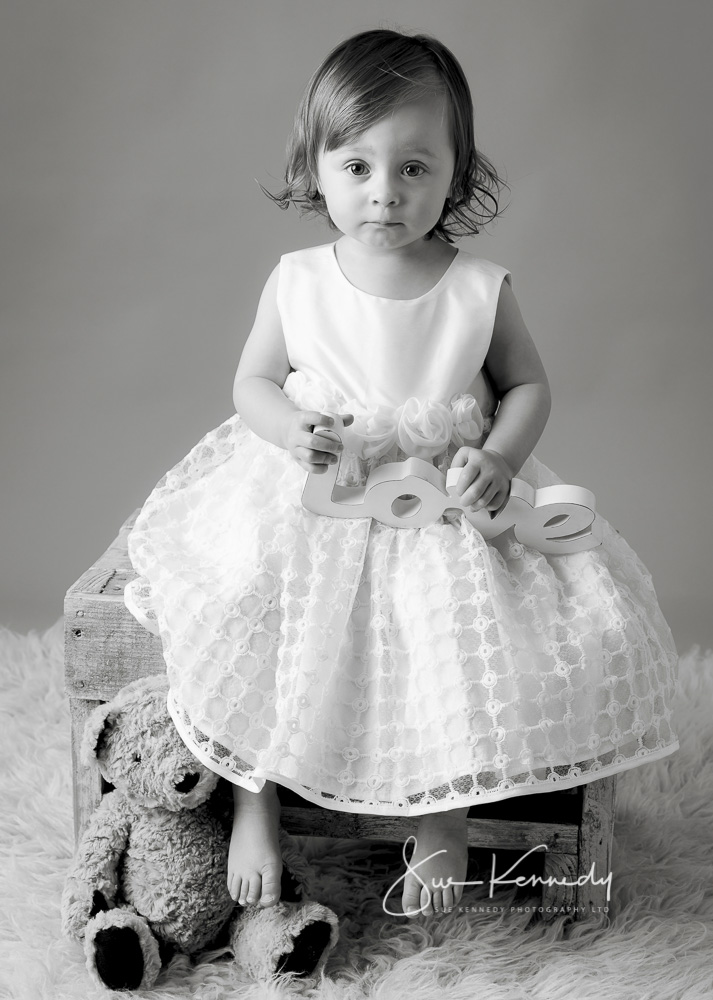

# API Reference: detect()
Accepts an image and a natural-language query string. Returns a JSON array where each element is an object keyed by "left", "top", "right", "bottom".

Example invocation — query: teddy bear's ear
[
  {"left": 79, "top": 675, "right": 168, "bottom": 768},
  {"left": 81, "top": 702, "right": 119, "bottom": 767}
]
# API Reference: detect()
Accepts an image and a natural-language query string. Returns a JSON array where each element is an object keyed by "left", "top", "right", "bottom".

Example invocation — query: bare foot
[
  {"left": 228, "top": 780, "right": 282, "bottom": 908},
  {"left": 402, "top": 808, "right": 469, "bottom": 917}
]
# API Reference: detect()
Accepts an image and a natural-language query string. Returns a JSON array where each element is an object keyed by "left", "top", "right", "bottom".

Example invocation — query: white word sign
[{"left": 302, "top": 415, "right": 602, "bottom": 555}]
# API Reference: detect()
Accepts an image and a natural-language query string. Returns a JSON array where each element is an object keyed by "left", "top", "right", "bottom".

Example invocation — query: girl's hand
[
  {"left": 450, "top": 447, "right": 513, "bottom": 511},
  {"left": 283, "top": 410, "right": 354, "bottom": 474}
]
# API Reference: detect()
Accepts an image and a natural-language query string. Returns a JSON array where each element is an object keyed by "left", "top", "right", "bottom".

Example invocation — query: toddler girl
[{"left": 125, "top": 29, "right": 679, "bottom": 919}]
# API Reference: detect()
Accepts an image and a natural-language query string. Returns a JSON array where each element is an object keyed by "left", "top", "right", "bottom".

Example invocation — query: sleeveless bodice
[{"left": 276, "top": 242, "right": 511, "bottom": 409}]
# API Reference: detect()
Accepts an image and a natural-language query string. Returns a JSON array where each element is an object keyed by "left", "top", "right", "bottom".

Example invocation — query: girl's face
[{"left": 316, "top": 93, "right": 456, "bottom": 252}]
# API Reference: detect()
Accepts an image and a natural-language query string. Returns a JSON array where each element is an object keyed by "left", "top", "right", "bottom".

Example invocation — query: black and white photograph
[{"left": 2, "top": 2, "right": 711, "bottom": 997}]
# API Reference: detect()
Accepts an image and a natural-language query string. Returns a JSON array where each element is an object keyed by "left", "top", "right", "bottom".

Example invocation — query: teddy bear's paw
[
  {"left": 232, "top": 901, "right": 339, "bottom": 982},
  {"left": 85, "top": 908, "right": 162, "bottom": 991},
  {"left": 276, "top": 917, "right": 335, "bottom": 978}
]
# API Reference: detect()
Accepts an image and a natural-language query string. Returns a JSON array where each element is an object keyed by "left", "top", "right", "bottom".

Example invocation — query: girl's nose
[{"left": 370, "top": 173, "right": 399, "bottom": 207}]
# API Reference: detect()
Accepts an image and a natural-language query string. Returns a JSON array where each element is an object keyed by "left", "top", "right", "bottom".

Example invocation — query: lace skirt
[{"left": 126, "top": 404, "right": 679, "bottom": 816}]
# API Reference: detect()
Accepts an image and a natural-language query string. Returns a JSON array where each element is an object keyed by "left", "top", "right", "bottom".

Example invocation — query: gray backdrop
[{"left": 1, "top": 0, "right": 711, "bottom": 651}]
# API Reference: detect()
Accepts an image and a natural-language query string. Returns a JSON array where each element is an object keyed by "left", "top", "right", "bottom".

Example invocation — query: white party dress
[{"left": 125, "top": 242, "right": 679, "bottom": 816}]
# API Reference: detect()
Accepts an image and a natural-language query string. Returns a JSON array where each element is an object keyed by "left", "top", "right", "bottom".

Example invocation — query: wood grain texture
[
  {"left": 64, "top": 511, "right": 164, "bottom": 698},
  {"left": 541, "top": 851, "right": 578, "bottom": 911},
  {"left": 281, "top": 807, "right": 578, "bottom": 853},
  {"left": 577, "top": 774, "right": 617, "bottom": 915},
  {"left": 69, "top": 697, "right": 104, "bottom": 841}
]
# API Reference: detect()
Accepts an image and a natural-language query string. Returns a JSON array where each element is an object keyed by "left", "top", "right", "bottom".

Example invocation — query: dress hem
[{"left": 167, "top": 695, "right": 679, "bottom": 817}]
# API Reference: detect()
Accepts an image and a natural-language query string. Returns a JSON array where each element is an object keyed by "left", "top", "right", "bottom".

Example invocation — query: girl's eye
[
  {"left": 403, "top": 164, "right": 425, "bottom": 177},
  {"left": 347, "top": 162, "right": 368, "bottom": 176}
]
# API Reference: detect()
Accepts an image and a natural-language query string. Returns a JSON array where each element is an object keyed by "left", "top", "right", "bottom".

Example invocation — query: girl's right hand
[{"left": 283, "top": 410, "right": 354, "bottom": 474}]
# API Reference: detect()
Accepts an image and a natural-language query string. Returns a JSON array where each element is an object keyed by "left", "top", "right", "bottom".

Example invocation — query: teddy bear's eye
[{"left": 133, "top": 753, "right": 142, "bottom": 764}]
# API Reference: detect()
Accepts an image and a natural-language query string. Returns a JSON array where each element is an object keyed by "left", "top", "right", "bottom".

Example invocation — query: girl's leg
[
  {"left": 228, "top": 779, "right": 283, "bottom": 908},
  {"left": 402, "top": 806, "right": 470, "bottom": 917}
]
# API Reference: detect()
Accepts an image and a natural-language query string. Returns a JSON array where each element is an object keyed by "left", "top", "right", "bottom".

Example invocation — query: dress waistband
[{"left": 283, "top": 370, "right": 491, "bottom": 461}]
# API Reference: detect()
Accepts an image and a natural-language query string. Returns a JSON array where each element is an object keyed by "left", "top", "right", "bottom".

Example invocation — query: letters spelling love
[{"left": 302, "top": 415, "right": 602, "bottom": 555}]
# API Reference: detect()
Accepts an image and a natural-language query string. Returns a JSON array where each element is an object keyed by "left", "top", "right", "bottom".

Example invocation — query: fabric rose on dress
[
  {"left": 450, "top": 393, "right": 485, "bottom": 447},
  {"left": 282, "top": 371, "right": 345, "bottom": 413},
  {"left": 341, "top": 404, "right": 398, "bottom": 460},
  {"left": 396, "top": 398, "right": 453, "bottom": 459}
]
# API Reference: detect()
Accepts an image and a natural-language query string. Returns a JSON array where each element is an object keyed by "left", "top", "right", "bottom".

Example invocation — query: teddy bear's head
[{"left": 82, "top": 675, "right": 220, "bottom": 811}]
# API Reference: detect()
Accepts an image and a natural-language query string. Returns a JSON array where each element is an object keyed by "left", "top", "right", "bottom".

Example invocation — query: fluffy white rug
[{"left": 2, "top": 622, "right": 712, "bottom": 1000}]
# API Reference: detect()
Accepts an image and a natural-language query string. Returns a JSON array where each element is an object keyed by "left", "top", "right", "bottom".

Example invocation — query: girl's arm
[
  {"left": 233, "top": 266, "right": 350, "bottom": 473},
  {"left": 451, "top": 280, "right": 551, "bottom": 509}
]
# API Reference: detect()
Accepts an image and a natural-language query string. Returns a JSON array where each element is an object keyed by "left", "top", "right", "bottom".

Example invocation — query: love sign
[{"left": 302, "top": 415, "right": 602, "bottom": 555}]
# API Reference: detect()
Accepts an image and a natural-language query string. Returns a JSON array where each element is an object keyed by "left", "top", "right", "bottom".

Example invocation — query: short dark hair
[{"left": 265, "top": 29, "right": 507, "bottom": 242}]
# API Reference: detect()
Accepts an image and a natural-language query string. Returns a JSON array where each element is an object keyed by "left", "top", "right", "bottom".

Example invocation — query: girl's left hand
[{"left": 449, "top": 447, "right": 513, "bottom": 511}]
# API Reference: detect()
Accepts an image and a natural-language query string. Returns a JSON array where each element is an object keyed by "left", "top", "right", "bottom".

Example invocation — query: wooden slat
[
  {"left": 64, "top": 595, "right": 164, "bottom": 697},
  {"left": 577, "top": 774, "right": 617, "bottom": 915},
  {"left": 280, "top": 807, "right": 578, "bottom": 854},
  {"left": 70, "top": 697, "right": 104, "bottom": 842},
  {"left": 64, "top": 511, "right": 165, "bottom": 698},
  {"left": 65, "top": 512, "right": 138, "bottom": 597},
  {"left": 541, "top": 851, "right": 578, "bottom": 911}
]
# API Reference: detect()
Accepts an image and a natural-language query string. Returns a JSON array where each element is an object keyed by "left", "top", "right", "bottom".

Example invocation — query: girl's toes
[
  {"left": 259, "top": 862, "right": 283, "bottom": 907},
  {"left": 229, "top": 875, "right": 241, "bottom": 903},
  {"left": 238, "top": 877, "right": 253, "bottom": 906},
  {"left": 244, "top": 875, "right": 262, "bottom": 906},
  {"left": 420, "top": 885, "right": 434, "bottom": 916},
  {"left": 402, "top": 878, "right": 423, "bottom": 918},
  {"left": 441, "top": 886, "right": 455, "bottom": 912}
]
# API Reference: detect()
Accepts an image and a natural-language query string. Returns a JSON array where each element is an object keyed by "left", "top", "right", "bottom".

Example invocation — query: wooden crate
[{"left": 64, "top": 514, "right": 617, "bottom": 921}]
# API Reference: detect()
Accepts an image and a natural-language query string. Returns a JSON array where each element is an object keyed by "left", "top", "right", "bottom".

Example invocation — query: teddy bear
[{"left": 61, "top": 674, "right": 339, "bottom": 991}]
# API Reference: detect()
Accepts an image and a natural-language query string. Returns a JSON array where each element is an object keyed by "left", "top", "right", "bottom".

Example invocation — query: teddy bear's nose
[{"left": 175, "top": 772, "right": 201, "bottom": 794}]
